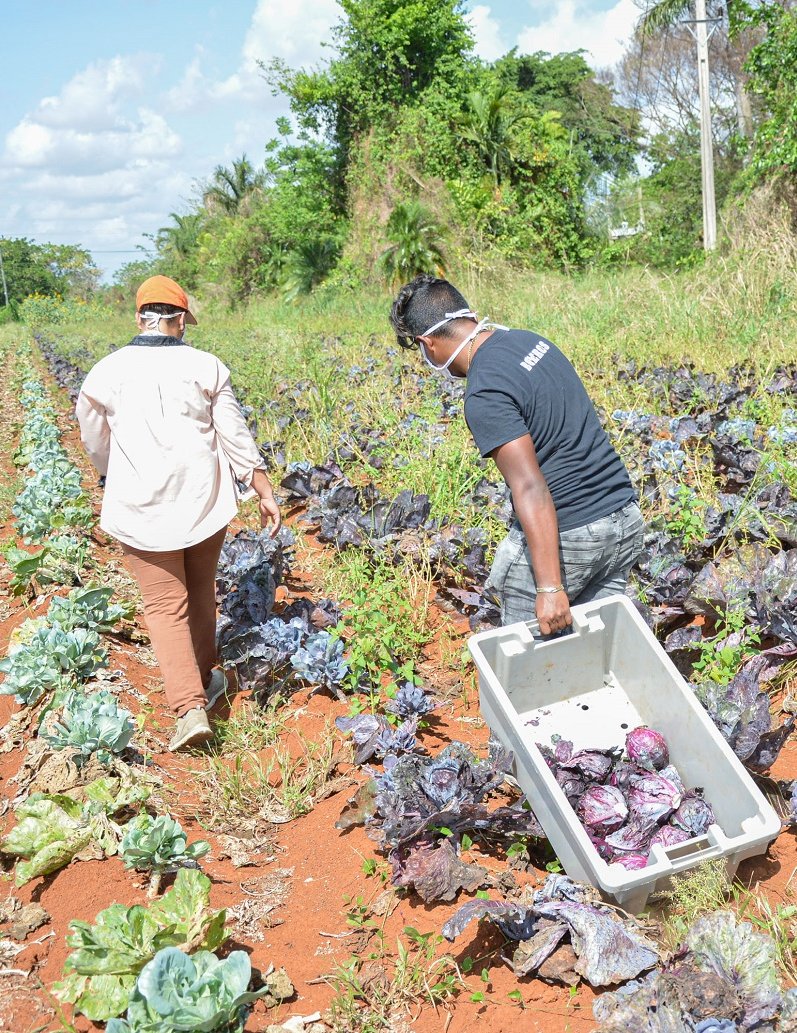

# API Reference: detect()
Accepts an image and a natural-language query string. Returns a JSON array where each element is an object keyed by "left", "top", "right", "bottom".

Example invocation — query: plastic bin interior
[{"left": 468, "top": 595, "right": 782, "bottom": 913}]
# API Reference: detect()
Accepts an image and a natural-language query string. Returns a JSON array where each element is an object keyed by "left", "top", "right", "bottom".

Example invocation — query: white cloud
[
  {"left": 34, "top": 56, "right": 150, "bottom": 131},
  {"left": 0, "top": 54, "right": 186, "bottom": 276},
  {"left": 467, "top": 5, "right": 508, "bottom": 62},
  {"left": 517, "top": 0, "right": 639, "bottom": 68},
  {"left": 5, "top": 109, "right": 181, "bottom": 175},
  {"left": 167, "top": 0, "right": 341, "bottom": 111}
]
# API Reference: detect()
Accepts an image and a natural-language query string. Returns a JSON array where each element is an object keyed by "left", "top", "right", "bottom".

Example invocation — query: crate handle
[{"left": 655, "top": 834, "right": 721, "bottom": 870}]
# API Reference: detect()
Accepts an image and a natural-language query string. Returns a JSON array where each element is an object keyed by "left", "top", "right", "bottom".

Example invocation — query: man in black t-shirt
[{"left": 389, "top": 274, "right": 643, "bottom": 635}]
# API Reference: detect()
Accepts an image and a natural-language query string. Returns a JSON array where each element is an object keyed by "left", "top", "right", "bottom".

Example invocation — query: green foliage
[
  {"left": 740, "top": 1, "right": 797, "bottom": 177},
  {"left": 378, "top": 201, "right": 446, "bottom": 285},
  {"left": 106, "top": 948, "right": 270, "bottom": 1033},
  {"left": 282, "top": 238, "right": 342, "bottom": 301},
  {"left": 203, "top": 134, "right": 347, "bottom": 301},
  {"left": 202, "top": 154, "right": 264, "bottom": 215},
  {"left": 43, "top": 688, "right": 136, "bottom": 766},
  {"left": 460, "top": 86, "right": 530, "bottom": 187},
  {"left": 692, "top": 608, "right": 761, "bottom": 685},
  {"left": 665, "top": 483, "right": 710, "bottom": 551},
  {"left": 267, "top": 0, "right": 475, "bottom": 151},
  {"left": 153, "top": 213, "right": 205, "bottom": 290},
  {"left": 120, "top": 814, "right": 210, "bottom": 876},
  {"left": 338, "top": 577, "right": 425, "bottom": 698},
  {"left": 0, "top": 237, "right": 99, "bottom": 304},
  {"left": 48, "top": 585, "right": 135, "bottom": 633},
  {"left": 494, "top": 50, "right": 641, "bottom": 179},
  {"left": 606, "top": 127, "right": 742, "bottom": 268},
  {"left": 0, "top": 624, "right": 107, "bottom": 705},
  {"left": 54, "top": 869, "right": 227, "bottom": 1021}
]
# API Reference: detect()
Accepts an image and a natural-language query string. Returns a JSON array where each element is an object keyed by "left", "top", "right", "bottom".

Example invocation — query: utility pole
[
  {"left": 694, "top": 0, "right": 717, "bottom": 250},
  {"left": 0, "top": 246, "right": 8, "bottom": 307}
]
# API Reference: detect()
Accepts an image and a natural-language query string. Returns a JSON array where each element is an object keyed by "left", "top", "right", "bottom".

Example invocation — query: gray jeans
[{"left": 486, "top": 501, "right": 645, "bottom": 626}]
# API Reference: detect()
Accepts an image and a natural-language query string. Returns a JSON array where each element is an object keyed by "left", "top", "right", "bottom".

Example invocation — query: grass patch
[
  {"left": 660, "top": 859, "right": 733, "bottom": 949},
  {"left": 199, "top": 706, "right": 344, "bottom": 830},
  {"left": 326, "top": 925, "right": 461, "bottom": 1033}
]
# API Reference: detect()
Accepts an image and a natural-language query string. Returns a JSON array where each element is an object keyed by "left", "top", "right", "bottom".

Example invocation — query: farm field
[{"left": 3, "top": 259, "right": 797, "bottom": 1033}]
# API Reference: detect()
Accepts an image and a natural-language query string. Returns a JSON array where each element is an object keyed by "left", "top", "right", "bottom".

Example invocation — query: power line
[{"left": 88, "top": 249, "right": 155, "bottom": 254}]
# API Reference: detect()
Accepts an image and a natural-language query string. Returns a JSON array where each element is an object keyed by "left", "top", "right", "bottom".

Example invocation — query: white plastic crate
[{"left": 468, "top": 595, "right": 782, "bottom": 913}]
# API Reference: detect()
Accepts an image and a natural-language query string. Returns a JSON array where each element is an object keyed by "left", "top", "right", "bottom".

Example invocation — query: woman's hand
[{"left": 251, "top": 469, "right": 282, "bottom": 537}]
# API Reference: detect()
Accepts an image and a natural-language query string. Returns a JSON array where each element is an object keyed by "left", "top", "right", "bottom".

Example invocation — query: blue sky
[{"left": 0, "top": 0, "right": 639, "bottom": 281}]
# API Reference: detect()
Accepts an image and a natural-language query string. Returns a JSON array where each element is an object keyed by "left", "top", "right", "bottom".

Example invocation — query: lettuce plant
[
  {"left": 43, "top": 688, "right": 135, "bottom": 766},
  {"left": 106, "top": 948, "right": 268, "bottom": 1033},
  {"left": 0, "top": 776, "right": 150, "bottom": 887},
  {"left": 120, "top": 815, "right": 210, "bottom": 896},
  {"left": 0, "top": 794, "right": 94, "bottom": 887},
  {"left": 54, "top": 869, "right": 227, "bottom": 1021}
]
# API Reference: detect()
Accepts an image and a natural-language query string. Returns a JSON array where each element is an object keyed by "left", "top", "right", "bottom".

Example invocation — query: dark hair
[
  {"left": 389, "top": 274, "right": 470, "bottom": 350},
  {"left": 138, "top": 302, "right": 184, "bottom": 319}
]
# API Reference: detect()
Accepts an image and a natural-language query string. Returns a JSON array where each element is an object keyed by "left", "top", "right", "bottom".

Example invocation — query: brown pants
[{"left": 122, "top": 526, "right": 227, "bottom": 716}]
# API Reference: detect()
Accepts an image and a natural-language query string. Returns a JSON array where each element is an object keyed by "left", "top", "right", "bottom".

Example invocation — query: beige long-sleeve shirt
[{"left": 76, "top": 336, "right": 266, "bottom": 551}]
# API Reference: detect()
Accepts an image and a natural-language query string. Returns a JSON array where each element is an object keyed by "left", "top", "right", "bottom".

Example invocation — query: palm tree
[
  {"left": 203, "top": 155, "right": 264, "bottom": 215},
  {"left": 639, "top": 0, "right": 693, "bottom": 35},
  {"left": 156, "top": 213, "right": 203, "bottom": 260},
  {"left": 281, "top": 238, "right": 340, "bottom": 301},
  {"left": 378, "top": 202, "right": 446, "bottom": 286},
  {"left": 460, "top": 88, "right": 529, "bottom": 187}
]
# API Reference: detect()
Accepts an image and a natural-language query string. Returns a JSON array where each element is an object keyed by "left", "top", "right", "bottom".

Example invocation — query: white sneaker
[
  {"left": 205, "top": 669, "right": 229, "bottom": 711},
  {"left": 169, "top": 707, "right": 213, "bottom": 751}
]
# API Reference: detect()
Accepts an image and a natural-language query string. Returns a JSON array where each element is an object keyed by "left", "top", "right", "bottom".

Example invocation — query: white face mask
[{"left": 417, "top": 309, "right": 507, "bottom": 380}]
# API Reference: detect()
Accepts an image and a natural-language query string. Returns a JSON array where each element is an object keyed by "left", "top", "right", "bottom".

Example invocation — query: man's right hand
[{"left": 536, "top": 589, "right": 572, "bottom": 636}]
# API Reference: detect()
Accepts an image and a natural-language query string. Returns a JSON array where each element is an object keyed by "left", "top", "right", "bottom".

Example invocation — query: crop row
[{"left": 0, "top": 362, "right": 290, "bottom": 1032}]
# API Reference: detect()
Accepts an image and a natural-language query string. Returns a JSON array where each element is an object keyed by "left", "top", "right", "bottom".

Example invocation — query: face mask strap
[{"left": 140, "top": 309, "right": 182, "bottom": 331}]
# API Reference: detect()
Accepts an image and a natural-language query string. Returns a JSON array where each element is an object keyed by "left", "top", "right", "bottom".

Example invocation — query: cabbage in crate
[{"left": 541, "top": 726, "right": 716, "bottom": 868}]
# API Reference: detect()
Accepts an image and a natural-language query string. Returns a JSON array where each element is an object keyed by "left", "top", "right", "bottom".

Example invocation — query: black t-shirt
[{"left": 464, "top": 328, "right": 635, "bottom": 532}]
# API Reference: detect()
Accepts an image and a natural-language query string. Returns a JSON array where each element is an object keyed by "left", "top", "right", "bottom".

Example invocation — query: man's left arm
[{"left": 491, "top": 435, "right": 572, "bottom": 635}]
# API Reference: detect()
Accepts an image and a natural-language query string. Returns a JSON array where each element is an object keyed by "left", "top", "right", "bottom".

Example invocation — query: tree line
[{"left": 6, "top": 0, "right": 797, "bottom": 310}]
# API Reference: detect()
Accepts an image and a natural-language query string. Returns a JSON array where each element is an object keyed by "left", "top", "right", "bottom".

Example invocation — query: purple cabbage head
[
  {"left": 560, "top": 748, "right": 615, "bottom": 783},
  {"left": 374, "top": 716, "right": 419, "bottom": 759},
  {"left": 671, "top": 791, "right": 715, "bottom": 836},
  {"left": 605, "top": 820, "right": 655, "bottom": 857},
  {"left": 385, "top": 682, "right": 437, "bottom": 720},
  {"left": 627, "top": 771, "right": 682, "bottom": 825},
  {"left": 613, "top": 853, "right": 649, "bottom": 870},
  {"left": 626, "top": 727, "right": 669, "bottom": 771},
  {"left": 650, "top": 825, "right": 692, "bottom": 849},
  {"left": 577, "top": 784, "right": 629, "bottom": 835}
]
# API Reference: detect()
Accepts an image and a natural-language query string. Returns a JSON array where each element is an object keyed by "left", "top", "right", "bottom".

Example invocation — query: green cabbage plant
[
  {"left": 0, "top": 624, "right": 107, "bottom": 704},
  {"left": 54, "top": 869, "right": 227, "bottom": 1021},
  {"left": 43, "top": 688, "right": 135, "bottom": 765},
  {"left": 48, "top": 585, "right": 135, "bottom": 633},
  {"left": 106, "top": 948, "right": 268, "bottom": 1033},
  {"left": 120, "top": 815, "right": 210, "bottom": 896}
]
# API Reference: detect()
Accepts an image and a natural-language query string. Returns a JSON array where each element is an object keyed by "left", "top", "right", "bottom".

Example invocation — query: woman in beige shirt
[{"left": 77, "top": 275, "right": 280, "bottom": 750}]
